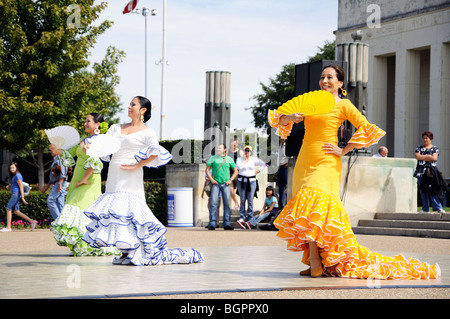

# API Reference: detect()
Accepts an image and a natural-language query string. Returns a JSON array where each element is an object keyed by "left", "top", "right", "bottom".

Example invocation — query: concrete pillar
[
  {"left": 204, "top": 71, "right": 231, "bottom": 146},
  {"left": 430, "top": 42, "right": 450, "bottom": 178},
  {"left": 371, "top": 56, "right": 388, "bottom": 132},
  {"left": 440, "top": 43, "right": 450, "bottom": 178},
  {"left": 395, "top": 49, "right": 421, "bottom": 158}
]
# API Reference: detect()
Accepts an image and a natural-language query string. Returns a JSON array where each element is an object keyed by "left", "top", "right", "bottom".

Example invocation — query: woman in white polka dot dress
[{"left": 82, "top": 96, "right": 204, "bottom": 266}]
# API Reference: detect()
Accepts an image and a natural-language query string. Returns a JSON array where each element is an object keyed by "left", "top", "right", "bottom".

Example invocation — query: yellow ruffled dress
[{"left": 268, "top": 99, "right": 440, "bottom": 280}]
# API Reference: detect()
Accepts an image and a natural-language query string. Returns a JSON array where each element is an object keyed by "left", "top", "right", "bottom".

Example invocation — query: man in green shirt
[{"left": 205, "top": 144, "right": 238, "bottom": 230}]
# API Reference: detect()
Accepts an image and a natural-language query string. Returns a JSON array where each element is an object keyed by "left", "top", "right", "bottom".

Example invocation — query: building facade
[{"left": 335, "top": 0, "right": 450, "bottom": 178}]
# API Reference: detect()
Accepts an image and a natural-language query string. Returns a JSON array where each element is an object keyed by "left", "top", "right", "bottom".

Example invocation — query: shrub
[
  {"left": 0, "top": 189, "right": 49, "bottom": 222},
  {"left": 0, "top": 181, "right": 168, "bottom": 227}
]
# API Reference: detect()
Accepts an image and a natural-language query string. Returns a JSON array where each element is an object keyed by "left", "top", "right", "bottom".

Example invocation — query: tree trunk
[{"left": 37, "top": 147, "right": 45, "bottom": 189}]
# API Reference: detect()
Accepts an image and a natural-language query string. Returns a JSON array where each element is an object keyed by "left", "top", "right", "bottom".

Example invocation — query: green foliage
[
  {"left": 0, "top": 190, "right": 50, "bottom": 221},
  {"left": 249, "top": 40, "right": 336, "bottom": 135},
  {"left": 0, "top": 0, "right": 124, "bottom": 185},
  {"left": 0, "top": 182, "right": 169, "bottom": 226},
  {"left": 307, "top": 40, "right": 336, "bottom": 62},
  {"left": 145, "top": 182, "right": 168, "bottom": 225},
  {"left": 250, "top": 63, "right": 296, "bottom": 135},
  {"left": 59, "top": 46, "right": 125, "bottom": 132}
]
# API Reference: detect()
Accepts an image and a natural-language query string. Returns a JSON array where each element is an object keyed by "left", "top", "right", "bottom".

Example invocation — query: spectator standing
[
  {"left": 205, "top": 144, "right": 238, "bottom": 230},
  {"left": 236, "top": 145, "right": 266, "bottom": 227},
  {"left": 40, "top": 149, "right": 70, "bottom": 220},
  {"left": 414, "top": 131, "right": 445, "bottom": 213},
  {"left": 277, "top": 138, "right": 289, "bottom": 207},
  {"left": 229, "top": 139, "right": 242, "bottom": 209}
]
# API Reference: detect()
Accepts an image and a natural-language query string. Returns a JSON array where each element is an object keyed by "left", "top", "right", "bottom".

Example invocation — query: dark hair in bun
[
  {"left": 135, "top": 96, "right": 152, "bottom": 123},
  {"left": 89, "top": 113, "right": 105, "bottom": 124}
]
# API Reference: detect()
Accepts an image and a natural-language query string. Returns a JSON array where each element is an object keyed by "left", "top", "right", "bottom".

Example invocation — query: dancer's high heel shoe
[{"left": 299, "top": 268, "right": 311, "bottom": 276}]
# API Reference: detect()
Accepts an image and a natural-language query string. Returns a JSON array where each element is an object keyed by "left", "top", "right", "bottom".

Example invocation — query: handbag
[
  {"left": 22, "top": 182, "right": 31, "bottom": 196},
  {"left": 202, "top": 157, "right": 227, "bottom": 197}
]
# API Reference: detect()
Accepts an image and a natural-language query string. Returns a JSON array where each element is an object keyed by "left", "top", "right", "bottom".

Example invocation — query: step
[
  {"left": 352, "top": 226, "right": 450, "bottom": 239},
  {"left": 358, "top": 219, "right": 450, "bottom": 230},
  {"left": 374, "top": 212, "right": 450, "bottom": 221}
]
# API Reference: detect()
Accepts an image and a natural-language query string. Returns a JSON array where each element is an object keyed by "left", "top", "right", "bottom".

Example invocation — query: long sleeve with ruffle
[
  {"left": 134, "top": 130, "right": 173, "bottom": 168},
  {"left": 268, "top": 99, "right": 385, "bottom": 148},
  {"left": 342, "top": 100, "right": 386, "bottom": 148},
  {"left": 267, "top": 109, "right": 294, "bottom": 139}
]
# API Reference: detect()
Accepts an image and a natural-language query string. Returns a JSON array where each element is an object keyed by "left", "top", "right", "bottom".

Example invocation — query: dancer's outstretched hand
[
  {"left": 120, "top": 163, "right": 140, "bottom": 171},
  {"left": 76, "top": 180, "right": 92, "bottom": 188}
]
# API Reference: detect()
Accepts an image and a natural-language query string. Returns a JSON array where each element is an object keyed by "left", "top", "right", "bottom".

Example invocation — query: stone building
[{"left": 335, "top": 0, "right": 450, "bottom": 179}]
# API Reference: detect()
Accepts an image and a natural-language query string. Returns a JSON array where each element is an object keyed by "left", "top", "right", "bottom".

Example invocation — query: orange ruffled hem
[{"left": 274, "top": 187, "right": 441, "bottom": 280}]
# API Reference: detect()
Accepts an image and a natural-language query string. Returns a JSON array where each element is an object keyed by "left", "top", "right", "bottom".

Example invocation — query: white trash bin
[{"left": 167, "top": 187, "right": 193, "bottom": 227}]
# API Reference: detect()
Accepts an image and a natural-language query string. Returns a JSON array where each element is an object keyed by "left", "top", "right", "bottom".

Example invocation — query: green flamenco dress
[{"left": 51, "top": 140, "right": 120, "bottom": 256}]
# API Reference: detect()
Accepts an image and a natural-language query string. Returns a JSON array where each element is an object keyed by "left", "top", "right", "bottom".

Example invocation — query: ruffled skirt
[
  {"left": 82, "top": 191, "right": 204, "bottom": 266},
  {"left": 52, "top": 204, "right": 120, "bottom": 256},
  {"left": 274, "top": 187, "right": 441, "bottom": 280}
]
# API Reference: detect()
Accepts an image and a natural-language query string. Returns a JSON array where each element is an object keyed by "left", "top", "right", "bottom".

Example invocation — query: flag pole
[{"left": 160, "top": 0, "right": 167, "bottom": 141}]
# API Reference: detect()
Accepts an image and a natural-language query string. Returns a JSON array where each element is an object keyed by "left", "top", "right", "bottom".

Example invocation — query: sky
[{"left": 89, "top": 0, "right": 339, "bottom": 140}]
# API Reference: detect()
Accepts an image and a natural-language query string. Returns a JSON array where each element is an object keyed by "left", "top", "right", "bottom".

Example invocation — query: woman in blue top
[
  {"left": 1, "top": 162, "right": 36, "bottom": 232},
  {"left": 238, "top": 185, "right": 279, "bottom": 229}
]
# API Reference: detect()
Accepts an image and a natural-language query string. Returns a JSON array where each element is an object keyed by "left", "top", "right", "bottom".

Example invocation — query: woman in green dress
[{"left": 50, "top": 113, "right": 119, "bottom": 256}]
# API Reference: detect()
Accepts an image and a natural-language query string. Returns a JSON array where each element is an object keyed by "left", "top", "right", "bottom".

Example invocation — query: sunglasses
[{"left": 244, "top": 149, "right": 251, "bottom": 152}]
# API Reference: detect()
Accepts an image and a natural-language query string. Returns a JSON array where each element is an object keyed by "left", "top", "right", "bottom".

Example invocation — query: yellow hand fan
[{"left": 276, "top": 90, "right": 335, "bottom": 116}]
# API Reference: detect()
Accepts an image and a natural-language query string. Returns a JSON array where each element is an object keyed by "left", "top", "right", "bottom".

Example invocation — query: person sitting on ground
[{"left": 238, "top": 186, "right": 279, "bottom": 230}]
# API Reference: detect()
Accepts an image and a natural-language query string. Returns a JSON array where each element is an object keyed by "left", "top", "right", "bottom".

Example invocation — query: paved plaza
[{"left": 1, "top": 227, "right": 449, "bottom": 299}]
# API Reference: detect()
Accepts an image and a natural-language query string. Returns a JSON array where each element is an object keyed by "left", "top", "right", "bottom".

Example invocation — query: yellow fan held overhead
[{"left": 276, "top": 90, "right": 335, "bottom": 116}]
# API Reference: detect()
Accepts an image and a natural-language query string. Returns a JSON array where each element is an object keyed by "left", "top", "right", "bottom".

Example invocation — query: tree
[
  {"left": 250, "top": 63, "right": 296, "bottom": 136},
  {"left": 0, "top": 0, "right": 124, "bottom": 186},
  {"left": 307, "top": 40, "right": 335, "bottom": 62},
  {"left": 249, "top": 40, "right": 335, "bottom": 134}
]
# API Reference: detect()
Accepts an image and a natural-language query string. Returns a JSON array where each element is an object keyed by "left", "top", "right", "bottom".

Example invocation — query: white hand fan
[
  {"left": 45, "top": 126, "right": 80, "bottom": 150},
  {"left": 276, "top": 90, "right": 335, "bottom": 116},
  {"left": 86, "top": 134, "right": 121, "bottom": 157}
]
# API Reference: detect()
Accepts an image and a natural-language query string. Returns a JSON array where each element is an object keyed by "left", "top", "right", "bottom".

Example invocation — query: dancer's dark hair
[
  {"left": 322, "top": 64, "right": 346, "bottom": 97},
  {"left": 89, "top": 113, "right": 105, "bottom": 123},
  {"left": 135, "top": 96, "right": 152, "bottom": 123}
]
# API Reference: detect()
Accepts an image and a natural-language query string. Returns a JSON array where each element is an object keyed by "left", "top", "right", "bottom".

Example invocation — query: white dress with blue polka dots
[{"left": 82, "top": 124, "right": 204, "bottom": 266}]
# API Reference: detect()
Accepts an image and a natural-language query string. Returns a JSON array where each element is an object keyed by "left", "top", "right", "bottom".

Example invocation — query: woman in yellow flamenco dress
[{"left": 268, "top": 65, "right": 440, "bottom": 280}]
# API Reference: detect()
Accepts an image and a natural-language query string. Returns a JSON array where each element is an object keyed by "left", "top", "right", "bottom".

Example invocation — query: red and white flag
[{"left": 123, "top": 0, "right": 139, "bottom": 14}]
